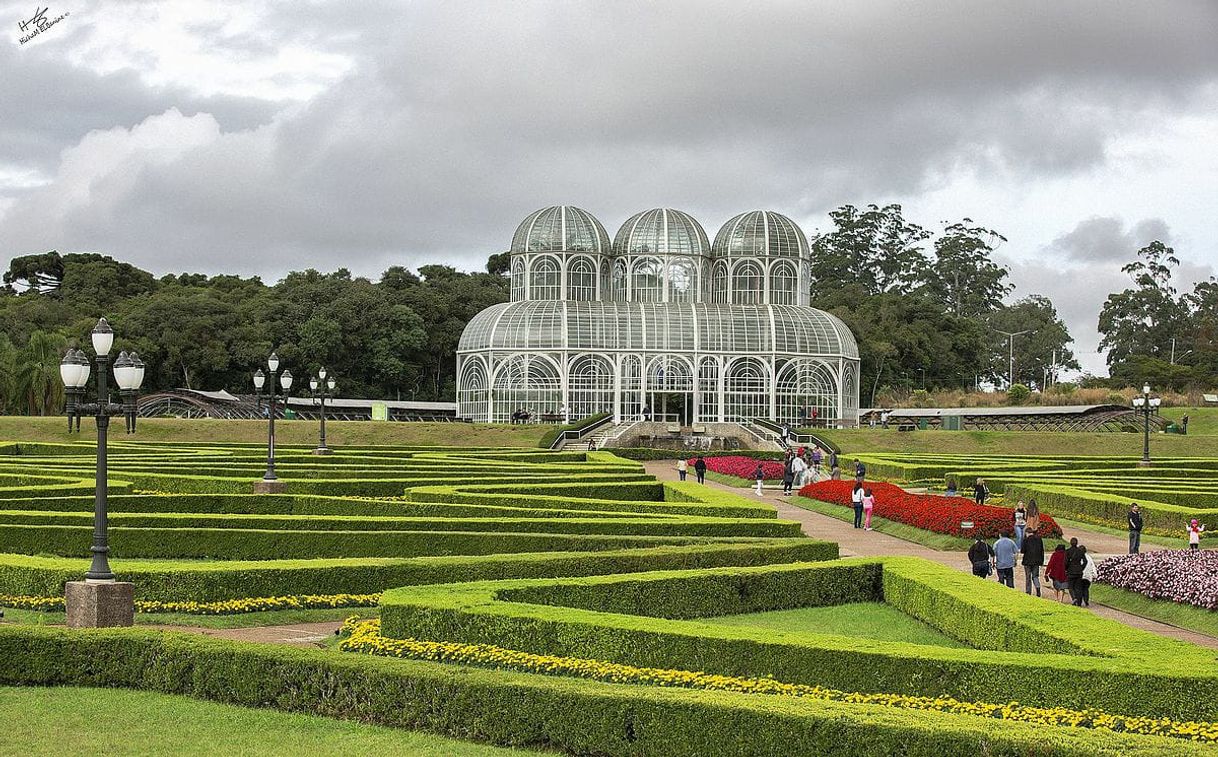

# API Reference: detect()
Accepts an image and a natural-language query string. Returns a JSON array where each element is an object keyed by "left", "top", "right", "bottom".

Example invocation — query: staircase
[{"left": 564, "top": 421, "right": 640, "bottom": 451}]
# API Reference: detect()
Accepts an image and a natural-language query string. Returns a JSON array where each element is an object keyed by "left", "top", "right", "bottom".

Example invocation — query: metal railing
[
  {"left": 751, "top": 418, "right": 840, "bottom": 453},
  {"left": 549, "top": 413, "right": 616, "bottom": 450}
]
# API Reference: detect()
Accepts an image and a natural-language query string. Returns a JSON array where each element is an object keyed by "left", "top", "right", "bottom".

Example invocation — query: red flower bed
[
  {"left": 797, "top": 480, "right": 1062, "bottom": 538},
  {"left": 689, "top": 455, "right": 784, "bottom": 480}
]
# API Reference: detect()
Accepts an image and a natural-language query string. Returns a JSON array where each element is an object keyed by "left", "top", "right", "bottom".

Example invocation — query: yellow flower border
[
  {"left": 0, "top": 593, "right": 380, "bottom": 615},
  {"left": 339, "top": 618, "right": 1218, "bottom": 744}
]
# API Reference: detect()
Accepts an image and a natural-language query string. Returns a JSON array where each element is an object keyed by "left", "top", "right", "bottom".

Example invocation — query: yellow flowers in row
[
  {"left": 339, "top": 618, "right": 1218, "bottom": 744},
  {"left": 0, "top": 593, "right": 381, "bottom": 615}
]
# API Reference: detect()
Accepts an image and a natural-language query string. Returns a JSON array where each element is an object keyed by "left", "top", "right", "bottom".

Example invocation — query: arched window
[
  {"left": 599, "top": 259, "right": 611, "bottom": 301},
  {"left": 731, "top": 260, "right": 763, "bottom": 304},
  {"left": 510, "top": 258, "right": 526, "bottom": 301},
  {"left": 530, "top": 257, "right": 560, "bottom": 300},
  {"left": 631, "top": 256, "right": 663, "bottom": 302},
  {"left": 724, "top": 357, "right": 770, "bottom": 421},
  {"left": 612, "top": 259, "right": 628, "bottom": 302},
  {"left": 620, "top": 354, "right": 642, "bottom": 419},
  {"left": 567, "top": 256, "right": 596, "bottom": 301},
  {"left": 775, "top": 359, "right": 837, "bottom": 427},
  {"left": 711, "top": 261, "right": 729, "bottom": 304},
  {"left": 667, "top": 257, "right": 696, "bottom": 303},
  {"left": 769, "top": 260, "right": 797, "bottom": 305},
  {"left": 457, "top": 358, "right": 489, "bottom": 421},
  {"left": 569, "top": 354, "right": 614, "bottom": 418},
  {"left": 491, "top": 355, "right": 561, "bottom": 423}
]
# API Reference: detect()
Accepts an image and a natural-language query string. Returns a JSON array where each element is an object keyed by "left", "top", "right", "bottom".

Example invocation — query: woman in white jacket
[{"left": 1079, "top": 546, "right": 1098, "bottom": 608}]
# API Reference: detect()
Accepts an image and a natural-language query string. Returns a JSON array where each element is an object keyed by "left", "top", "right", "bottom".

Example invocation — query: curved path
[{"left": 644, "top": 462, "right": 1218, "bottom": 650}]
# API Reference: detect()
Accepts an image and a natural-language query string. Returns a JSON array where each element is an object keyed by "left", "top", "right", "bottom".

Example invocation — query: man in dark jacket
[
  {"left": 967, "top": 536, "right": 994, "bottom": 578},
  {"left": 1021, "top": 530, "right": 1045, "bottom": 597},
  {"left": 1064, "top": 538, "right": 1086, "bottom": 606},
  {"left": 693, "top": 456, "right": 707, "bottom": 484},
  {"left": 1128, "top": 503, "right": 1143, "bottom": 554}
]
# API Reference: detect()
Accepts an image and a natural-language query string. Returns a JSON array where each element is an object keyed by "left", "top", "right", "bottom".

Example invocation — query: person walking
[
  {"left": 968, "top": 535, "right": 994, "bottom": 578},
  {"left": 693, "top": 456, "right": 707, "bottom": 484},
  {"left": 1021, "top": 528, "right": 1045, "bottom": 597},
  {"left": 811, "top": 446, "right": 823, "bottom": 477},
  {"left": 1064, "top": 538, "right": 1086, "bottom": 606},
  {"left": 1079, "top": 546, "right": 1097, "bottom": 607},
  {"left": 676, "top": 457, "right": 688, "bottom": 481},
  {"left": 973, "top": 478, "right": 989, "bottom": 506},
  {"left": 1026, "top": 499, "right": 1041, "bottom": 532},
  {"left": 862, "top": 487, "right": 876, "bottom": 531},
  {"left": 1045, "top": 544, "right": 1069, "bottom": 603},
  {"left": 1127, "top": 503, "right": 1143, "bottom": 554},
  {"left": 853, "top": 458, "right": 866, "bottom": 483},
  {"left": 993, "top": 531, "right": 1017, "bottom": 588},
  {"left": 753, "top": 462, "right": 765, "bottom": 496},
  {"left": 1013, "top": 501, "right": 1028, "bottom": 550},
  {"left": 782, "top": 454, "right": 795, "bottom": 496},
  {"left": 851, "top": 481, "right": 865, "bottom": 528},
  {"left": 791, "top": 453, "right": 807, "bottom": 489},
  {"left": 1187, "top": 519, "right": 1206, "bottom": 551}
]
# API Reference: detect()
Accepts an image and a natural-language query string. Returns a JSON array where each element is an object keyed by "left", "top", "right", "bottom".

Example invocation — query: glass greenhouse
[{"left": 457, "top": 206, "right": 861, "bottom": 426}]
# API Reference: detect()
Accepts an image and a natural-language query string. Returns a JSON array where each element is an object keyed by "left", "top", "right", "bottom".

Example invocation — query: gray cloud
[{"left": 1047, "top": 216, "right": 1174, "bottom": 264}]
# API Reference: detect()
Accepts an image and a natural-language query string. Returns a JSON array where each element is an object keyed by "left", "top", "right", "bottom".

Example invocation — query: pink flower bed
[
  {"left": 689, "top": 455, "right": 784, "bottom": 480},
  {"left": 1097, "top": 550, "right": 1218, "bottom": 610}
]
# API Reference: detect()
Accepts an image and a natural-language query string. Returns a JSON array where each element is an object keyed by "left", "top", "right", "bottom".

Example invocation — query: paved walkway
[
  {"left": 648, "top": 462, "right": 1218, "bottom": 650},
  {"left": 138, "top": 621, "right": 341, "bottom": 645}
]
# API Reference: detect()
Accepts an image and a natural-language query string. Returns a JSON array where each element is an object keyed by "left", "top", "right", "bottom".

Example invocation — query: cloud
[{"left": 1047, "top": 216, "right": 1174, "bottom": 264}]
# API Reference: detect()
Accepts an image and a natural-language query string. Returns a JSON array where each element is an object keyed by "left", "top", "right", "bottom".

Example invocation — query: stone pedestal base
[
  {"left": 253, "top": 479, "right": 288, "bottom": 493},
  {"left": 65, "top": 581, "right": 134, "bottom": 628},
  {"left": 311, "top": 447, "right": 333, "bottom": 455},
  {"left": 1137, "top": 459, "right": 1153, "bottom": 468}
]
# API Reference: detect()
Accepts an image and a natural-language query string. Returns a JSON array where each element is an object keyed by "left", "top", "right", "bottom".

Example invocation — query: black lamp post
[
  {"left": 308, "top": 367, "right": 337, "bottom": 455},
  {"left": 1132, "top": 383, "right": 1161, "bottom": 468},
  {"left": 252, "top": 352, "right": 292, "bottom": 489},
  {"left": 57, "top": 317, "right": 144, "bottom": 627}
]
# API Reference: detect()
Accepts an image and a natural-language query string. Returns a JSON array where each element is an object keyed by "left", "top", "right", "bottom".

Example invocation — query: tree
[
  {"left": 808, "top": 204, "right": 930, "bottom": 299},
  {"left": 921, "top": 220, "right": 1011, "bottom": 317},
  {"left": 0, "top": 334, "right": 17, "bottom": 414},
  {"left": 4, "top": 251, "right": 65, "bottom": 293},
  {"left": 16, "top": 330, "right": 66, "bottom": 415},
  {"left": 1098, "top": 240, "right": 1186, "bottom": 368},
  {"left": 986, "top": 295, "right": 1080, "bottom": 389}
]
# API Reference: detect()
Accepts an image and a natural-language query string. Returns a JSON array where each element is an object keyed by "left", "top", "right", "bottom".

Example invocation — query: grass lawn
[
  {"left": 0, "top": 686, "right": 525, "bottom": 755},
  {"left": 0, "top": 606, "right": 376, "bottom": 628},
  {"left": 1091, "top": 584, "right": 1218, "bottom": 640},
  {"left": 817, "top": 427, "right": 1218, "bottom": 456},
  {"left": 701, "top": 601, "right": 966, "bottom": 648},
  {"left": 0, "top": 416, "right": 547, "bottom": 447},
  {"left": 1160, "top": 406, "right": 1218, "bottom": 436}
]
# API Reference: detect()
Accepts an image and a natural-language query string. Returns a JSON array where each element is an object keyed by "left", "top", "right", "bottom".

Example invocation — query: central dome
[
  {"left": 511, "top": 206, "right": 611, "bottom": 255},
  {"left": 712, "top": 210, "right": 809, "bottom": 259},
  {"left": 613, "top": 208, "right": 710, "bottom": 257}
]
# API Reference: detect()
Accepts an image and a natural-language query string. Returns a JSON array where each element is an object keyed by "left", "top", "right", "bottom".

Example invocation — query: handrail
[
  {"left": 549, "top": 413, "right": 615, "bottom": 451},
  {"left": 752, "top": 418, "right": 840, "bottom": 453}
]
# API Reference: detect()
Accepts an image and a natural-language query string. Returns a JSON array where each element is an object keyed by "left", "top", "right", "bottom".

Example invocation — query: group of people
[
  {"left": 508, "top": 408, "right": 533, "bottom": 424},
  {"left": 776, "top": 445, "right": 836, "bottom": 495},
  {"left": 676, "top": 456, "right": 708, "bottom": 484},
  {"left": 970, "top": 531, "right": 1096, "bottom": 605}
]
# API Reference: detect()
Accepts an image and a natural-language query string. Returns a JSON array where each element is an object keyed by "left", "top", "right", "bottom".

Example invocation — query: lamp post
[
  {"left": 1132, "top": 383, "right": 1161, "bottom": 468},
  {"left": 252, "top": 352, "right": 292, "bottom": 492},
  {"left": 308, "top": 367, "right": 337, "bottom": 455},
  {"left": 995, "top": 329, "right": 1031, "bottom": 388},
  {"left": 57, "top": 317, "right": 145, "bottom": 628}
]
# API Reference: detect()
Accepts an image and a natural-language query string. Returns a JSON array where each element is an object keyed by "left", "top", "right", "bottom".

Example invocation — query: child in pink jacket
[{"left": 862, "top": 488, "right": 876, "bottom": 531}]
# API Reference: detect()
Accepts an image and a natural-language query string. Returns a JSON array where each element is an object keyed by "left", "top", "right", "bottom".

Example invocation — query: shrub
[
  {"left": 798, "top": 480, "right": 1062, "bottom": 539},
  {"left": 1007, "top": 384, "right": 1031, "bottom": 404}
]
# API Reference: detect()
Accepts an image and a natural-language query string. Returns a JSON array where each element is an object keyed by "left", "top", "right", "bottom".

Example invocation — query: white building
[{"left": 457, "top": 206, "right": 860, "bottom": 426}]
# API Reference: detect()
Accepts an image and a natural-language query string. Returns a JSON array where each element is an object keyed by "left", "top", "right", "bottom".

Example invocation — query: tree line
[{"left": 1, "top": 205, "right": 1211, "bottom": 415}]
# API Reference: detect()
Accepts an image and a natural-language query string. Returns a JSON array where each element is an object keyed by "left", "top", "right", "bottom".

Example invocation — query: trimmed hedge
[
  {"left": 0, "top": 539, "right": 835, "bottom": 601},
  {"left": 0, "top": 626, "right": 1200, "bottom": 756},
  {"left": 379, "top": 557, "right": 1218, "bottom": 722}
]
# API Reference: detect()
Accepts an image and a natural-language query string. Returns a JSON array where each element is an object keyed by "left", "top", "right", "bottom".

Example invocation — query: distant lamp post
[
  {"left": 1131, "top": 383, "right": 1161, "bottom": 468},
  {"left": 252, "top": 351, "right": 292, "bottom": 492},
  {"left": 308, "top": 367, "right": 337, "bottom": 455},
  {"left": 56, "top": 317, "right": 145, "bottom": 628},
  {"left": 995, "top": 329, "right": 1031, "bottom": 389}
]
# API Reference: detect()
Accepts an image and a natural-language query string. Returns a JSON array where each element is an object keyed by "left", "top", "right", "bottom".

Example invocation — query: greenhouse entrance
[{"left": 648, "top": 391, "right": 693, "bottom": 425}]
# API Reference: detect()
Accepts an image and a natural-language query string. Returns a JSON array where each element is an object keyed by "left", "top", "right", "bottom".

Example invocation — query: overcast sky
[{"left": 3, "top": 1, "right": 1216, "bottom": 375}]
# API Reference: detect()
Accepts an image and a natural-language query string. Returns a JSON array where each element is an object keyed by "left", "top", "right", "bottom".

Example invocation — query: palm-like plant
[{"left": 17, "top": 331, "right": 67, "bottom": 415}]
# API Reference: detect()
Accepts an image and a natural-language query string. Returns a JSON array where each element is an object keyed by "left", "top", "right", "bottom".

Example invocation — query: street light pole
[
  {"left": 58, "top": 317, "right": 145, "bottom": 627},
  {"left": 995, "top": 329, "right": 1031, "bottom": 388},
  {"left": 253, "top": 352, "right": 292, "bottom": 493},
  {"left": 309, "top": 367, "right": 337, "bottom": 455},
  {"left": 1132, "top": 383, "right": 1160, "bottom": 468}
]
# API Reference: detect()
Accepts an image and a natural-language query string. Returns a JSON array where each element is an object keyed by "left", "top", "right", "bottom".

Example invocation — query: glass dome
[
  {"left": 613, "top": 208, "right": 711, "bottom": 258},
  {"left": 712, "top": 210, "right": 810, "bottom": 259},
  {"left": 511, "top": 206, "right": 611, "bottom": 255}
]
